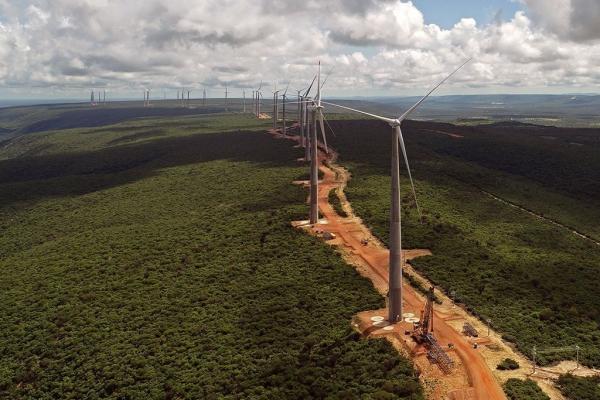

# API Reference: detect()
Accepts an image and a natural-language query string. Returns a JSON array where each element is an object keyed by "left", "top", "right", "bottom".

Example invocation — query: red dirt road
[{"left": 270, "top": 127, "right": 507, "bottom": 400}]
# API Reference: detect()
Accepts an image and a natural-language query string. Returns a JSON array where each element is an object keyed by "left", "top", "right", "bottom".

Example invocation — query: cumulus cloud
[
  {"left": 0, "top": 0, "right": 599, "bottom": 95},
  {"left": 522, "top": 0, "right": 600, "bottom": 41}
]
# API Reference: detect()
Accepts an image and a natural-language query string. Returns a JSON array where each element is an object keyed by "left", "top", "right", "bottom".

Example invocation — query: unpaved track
[
  {"left": 315, "top": 159, "right": 506, "bottom": 400},
  {"left": 269, "top": 127, "right": 507, "bottom": 399}
]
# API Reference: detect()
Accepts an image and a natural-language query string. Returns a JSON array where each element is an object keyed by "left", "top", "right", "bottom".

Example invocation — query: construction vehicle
[
  {"left": 412, "top": 287, "right": 455, "bottom": 374},
  {"left": 412, "top": 286, "right": 435, "bottom": 344}
]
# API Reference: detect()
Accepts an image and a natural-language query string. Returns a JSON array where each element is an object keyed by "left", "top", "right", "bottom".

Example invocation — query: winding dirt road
[{"left": 270, "top": 127, "right": 507, "bottom": 399}]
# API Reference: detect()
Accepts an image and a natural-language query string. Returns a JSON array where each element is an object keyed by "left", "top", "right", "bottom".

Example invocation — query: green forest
[
  {"left": 503, "top": 379, "right": 549, "bottom": 400},
  {"left": 557, "top": 374, "right": 600, "bottom": 400},
  {"left": 0, "top": 112, "right": 422, "bottom": 399},
  {"left": 327, "top": 119, "right": 600, "bottom": 368}
]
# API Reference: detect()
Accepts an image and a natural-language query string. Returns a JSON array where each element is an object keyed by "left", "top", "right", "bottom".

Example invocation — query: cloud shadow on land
[{"left": 0, "top": 130, "right": 302, "bottom": 208}]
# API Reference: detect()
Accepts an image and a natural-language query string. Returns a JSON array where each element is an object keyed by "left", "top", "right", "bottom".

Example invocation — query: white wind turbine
[
  {"left": 308, "top": 61, "right": 332, "bottom": 224},
  {"left": 321, "top": 59, "right": 471, "bottom": 323},
  {"left": 254, "top": 82, "right": 263, "bottom": 117},
  {"left": 272, "top": 82, "right": 279, "bottom": 129},
  {"left": 281, "top": 82, "right": 290, "bottom": 135},
  {"left": 301, "top": 75, "right": 317, "bottom": 160},
  {"left": 256, "top": 81, "right": 263, "bottom": 118}
]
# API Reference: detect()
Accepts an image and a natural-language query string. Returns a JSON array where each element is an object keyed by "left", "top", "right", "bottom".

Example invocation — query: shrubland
[
  {"left": 557, "top": 374, "right": 600, "bottom": 400},
  {"left": 0, "top": 114, "right": 422, "bottom": 399},
  {"left": 503, "top": 379, "right": 549, "bottom": 400}
]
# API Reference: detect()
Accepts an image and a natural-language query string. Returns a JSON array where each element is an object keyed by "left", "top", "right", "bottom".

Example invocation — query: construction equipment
[
  {"left": 412, "top": 287, "right": 455, "bottom": 374},
  {"left": 412, "top": 286, "right": 435, "bottom": 343}
]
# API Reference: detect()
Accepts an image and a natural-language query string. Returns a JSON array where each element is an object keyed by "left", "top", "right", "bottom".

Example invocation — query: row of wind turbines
[
  {"left": 264, "top": 60, "right": 470, "bottom": 324},
  {"left": 89, "top": 60, "right": 469, "bottom": 324}
]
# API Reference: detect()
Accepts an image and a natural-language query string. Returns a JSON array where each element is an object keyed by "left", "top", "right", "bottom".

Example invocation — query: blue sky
[{"left": 412, "top": 0, "right": 522, "bottom": 27}]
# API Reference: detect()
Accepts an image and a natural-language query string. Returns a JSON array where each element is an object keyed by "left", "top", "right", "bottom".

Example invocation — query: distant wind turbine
[
  {"left": 281, "top": 82, "right": 290, "bottom": 135},
  {"left": 272, "top": 82, "right": 279, "bottom": 129}
]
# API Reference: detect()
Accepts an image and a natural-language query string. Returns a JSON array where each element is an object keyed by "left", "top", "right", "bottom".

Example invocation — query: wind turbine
[
  {"left": 281, "top": 82, "right": 290, "bottom": 135},
  {"left": 300, "top": 75, "right": 317, "bottom": 160},
  {"left": 321, "top": 59, "right": 471, "bottom": 323},
  {"left": 90, "top": 90, "right": 95, "bottom": 106},
  {"left": 225, "top": 87, "right": 229, "bottom": 111},
  {"left": 256, "top": 81, "right": 263, "bottom": 118},
  {"left": 308, "top": 61, "right": 331, "bottom": 224},
  {"left": 296, "top": 89, "right": 302, "bottom": 136},
  {"left": 272, "top": 82, "right": 279, "bottom": 129},
  {"left": 203, "top": 88, "right": 207, "bottom": 106},
  {"left": 243, "top": 90, "right": 246, "bottom": 113}
]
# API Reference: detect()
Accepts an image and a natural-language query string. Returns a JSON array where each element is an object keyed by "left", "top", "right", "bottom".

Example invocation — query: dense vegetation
[
  {"left": 497, "top": 358, "right": 520, "bottom": 370},
  {"left": 0, "top": 102, "right": 232, "bottom": 135},
  {"left": 328, "top": 189, "right": 348, "bottom": 218},
  {"left": 326, "top": 119, "right": 600, "bottom": 366},
  {"left": 0, "top": 113, "right": 423, "bottom": 399},
  {"left": 557, "top": 374, "right": 600, "bottom": 400},
  {"left": 503, "top": 379, "right": 549, "bottom": 400}
]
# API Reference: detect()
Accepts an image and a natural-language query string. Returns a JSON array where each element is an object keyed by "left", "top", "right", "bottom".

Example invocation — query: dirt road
[
  {"left": 316, "top": 159, "right": 507, "bottom": 400},
  {"left": 269, "top": 127, "right": 508, "bottom": 399}
]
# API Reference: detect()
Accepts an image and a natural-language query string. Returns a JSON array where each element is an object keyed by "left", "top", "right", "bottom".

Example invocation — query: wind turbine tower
[
  {"left": 309, "top": 62, "right": 330, "bottom": 224},
  {"left": 301, "top": 75, "right": 317, "bottom": 160},
  {"left": 256, "top": 82, "right": 263, "bottom": 118},
  {"left": 281, "top": 83, "right": 289, "bottom": 135},
  {"left": 320, "top": 60, "right": 470, "bottom": 322},
  {"left": 272, "top": 83, "right": 279, "bottom": 129}
]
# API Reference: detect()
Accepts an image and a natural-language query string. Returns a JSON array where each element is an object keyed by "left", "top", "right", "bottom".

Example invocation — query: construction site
[{"left": 269, "top": 117, "right": 598, "bottom": 399}]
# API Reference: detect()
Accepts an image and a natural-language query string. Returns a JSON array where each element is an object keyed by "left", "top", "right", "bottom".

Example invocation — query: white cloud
[
  {"left": 0, "top": 0, "right": 599, "bottom": 96},
  {"left": 522, "top": 0, "right": 600, "bottom": 41}
]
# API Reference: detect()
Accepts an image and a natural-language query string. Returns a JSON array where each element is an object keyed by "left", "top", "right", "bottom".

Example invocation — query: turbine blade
[
  {"left": 398, "top": 126, "right": 422, "bottom": 221},
  {"left": 398, "top": 58, "right": 471, "bottom": 121},
  {"left": 318, "top": 110, "right": 328, "bottom": 154},
  {"left": 323, "top": 114, "right": 337, "bottom": 137},
  {"left": 320, "top": 101, "right": 396, "bottom": 124},
  {"left": 303, "top": 75, "right": 317, "bottom": 97},
  {"left": 321, "top": 67, "right": 334, "bottom": 89}
]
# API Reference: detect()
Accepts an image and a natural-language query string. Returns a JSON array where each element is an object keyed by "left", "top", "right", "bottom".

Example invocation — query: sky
[{"left": 1, "top": 0, "right": 600, "bottom": 100}]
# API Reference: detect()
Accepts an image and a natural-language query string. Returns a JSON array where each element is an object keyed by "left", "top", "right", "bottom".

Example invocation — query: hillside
[{"left": 0, "top": 112, "right": 422, "bottom": 399}]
